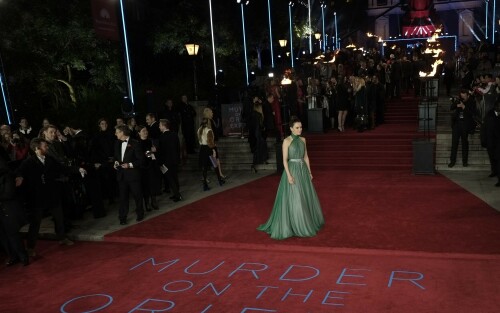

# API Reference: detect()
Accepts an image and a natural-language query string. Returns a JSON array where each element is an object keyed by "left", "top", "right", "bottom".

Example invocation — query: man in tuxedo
[
  {"left": 114, "top": 125, "right": 145, "bottom": 225},
  {"left": 158, "top": 119, "right": 182, "bottom": 202}
]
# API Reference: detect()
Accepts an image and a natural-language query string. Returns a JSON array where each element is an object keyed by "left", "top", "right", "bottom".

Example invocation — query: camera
[{"left": 450, "top": 96, "right": 461, "bottom": 105}]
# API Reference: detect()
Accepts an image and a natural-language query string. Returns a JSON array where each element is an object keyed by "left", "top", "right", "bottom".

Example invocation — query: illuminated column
[
  {"left": 308, "top": 0, "right": 312, "bottom": 53},
  {"left": 334, "top": 12, "right": 338, "bottom": 49},
  {"left": 238, "top": 1, "right": 250, "bottom": 85},
  {"left": 209, "top": 0, "right": 217, "bottom": 85},
  {"left": 268, "top": 0, "right": 275, "bottom": 68},
  {"left": 321, "top": 1, "right": 326, "bottom": 52},
  {"left": 288, "top": 1, "right": 294, "bottom": 68},
  {"left": 119, "top": 0, "right": 134, "bottom": 107}
]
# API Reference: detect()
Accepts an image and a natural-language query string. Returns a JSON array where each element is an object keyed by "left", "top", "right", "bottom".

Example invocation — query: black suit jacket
[
  {"left": 158, "top": 130, "right": 181, "bottom": 167},
  {"left": 16, "top": 154, "right": 63, "bottom": 208},
  {"left": 113, "top": 138, "right": 144, "bottom": 182},
  {"left": 146, "top": 121, "right": 161, "bottom": 140}
]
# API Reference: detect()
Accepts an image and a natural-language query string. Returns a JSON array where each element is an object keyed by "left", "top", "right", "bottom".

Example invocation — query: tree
[{"left": 0, "top": 0, "right": 124, "bottom": 113}]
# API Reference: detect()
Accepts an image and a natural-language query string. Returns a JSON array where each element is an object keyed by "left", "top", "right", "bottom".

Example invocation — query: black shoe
[
  {"left": 203, "top": 184, "right": 210, "bottom": 191},
  {"left": 136, "top": 215, "right": 144, "bottom": 222},
  {"left": 463, "top": 162, "right": 468, "bottom": 167},
  {"left": 169, "top": 195, "right": 176, "bottom": 200},
  {"left": 172, "top": 196, "right": 183, "bottom": 202},
  {"left": 145, "top": 206, "right": 152, "bottom": 212},
  {"left": 120, "top": 219, "right": 127, "bottom": 225},
  {"left": 219, "top": 179, "right": 225, "bottom": 186},
  {"left": 447, "top": 162, "right": 455, "bottom": 168},
  {"left": 488, "top": 173, "right": 497, "bottom": 178}
]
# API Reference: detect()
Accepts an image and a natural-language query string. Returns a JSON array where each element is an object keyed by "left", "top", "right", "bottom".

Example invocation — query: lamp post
[
  {"left": 314, "top": 32, "right": 321, "bottom": 51},
  {"left": 279, "top": 39, "right": 287, "bottom": 69},
  {"left": 185, "top": 43, "right": 200, "bottom": 101}
]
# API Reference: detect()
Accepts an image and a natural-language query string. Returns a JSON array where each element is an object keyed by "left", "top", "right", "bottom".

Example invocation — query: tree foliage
[{"left": 0, "top": 0, "right": 124, "bottom": 111}]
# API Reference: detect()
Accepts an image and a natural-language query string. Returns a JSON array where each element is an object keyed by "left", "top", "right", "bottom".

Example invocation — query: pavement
[{"left": 27, "top": 164, "right": 500, "bottom": 243}]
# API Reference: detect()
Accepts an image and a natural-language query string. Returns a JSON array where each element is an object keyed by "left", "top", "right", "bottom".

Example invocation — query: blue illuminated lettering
[
  {"left": 280, "top": 288, "right": 313, "bottom": 303},
  {"left": 60, "top": 294, "right": 113, "bottom": 313},
  {"left": 128, "top": 299, "right": 175, "bottom": 312},
  {"left": 322, "top": 290, "right": 350, "bottom": 306},
  {"left": 228, "top": 263, "right": 268, "bottom": 279},
  {"left": 336, "top": 268, "right": 370, "bottom": 286},
  {"left": 162, "top": 280, "right": 194, "bottom": 293},
  {"left": 388, "top": 271, "right": 425, "bottom": 290},
  {"left": 279, "top": 265, "right": 320, "bottom": 282},
  {"left": 255, "top": 286, "right": 278, "bottom": 299},
  {"left": 184, "top": 260, "right": 225, "bottom": 275},
  {"left": 196, "top": 283, "right": 231, "bottom": 296},
  {"left": 129, "top": 258, "right": 180, "bottom": 273}
]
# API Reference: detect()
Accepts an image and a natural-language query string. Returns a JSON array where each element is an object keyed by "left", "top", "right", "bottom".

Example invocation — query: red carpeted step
[{"left": 305, "top": 97, "right": 425, "bottom": 169}]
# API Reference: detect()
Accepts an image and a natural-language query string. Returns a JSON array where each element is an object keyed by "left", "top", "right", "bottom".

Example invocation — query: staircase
[
  {"left": 181, "top": 137, "right": 278, "bottom": 172},
  {"left": 306, "top": 96, "right": 420, "bottom": 171}
]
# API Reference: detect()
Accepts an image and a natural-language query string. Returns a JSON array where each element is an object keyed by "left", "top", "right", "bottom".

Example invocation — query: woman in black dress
[{"left": 138, "top": 125, "right": 162, "bottom": 211}]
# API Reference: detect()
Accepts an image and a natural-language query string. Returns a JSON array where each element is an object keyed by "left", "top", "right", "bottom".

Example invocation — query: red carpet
[
  {"left": 107, "top": 170, "right": 500, "bottom": 255},
  {"left": 306, "top": 96, "right": 427, "bottom": 171},
  {"left": 1, "top": 241, "right": 499, "bottom": 313},
  {"left": 2, "top": 96, "right": 498, "bottom": 312}
]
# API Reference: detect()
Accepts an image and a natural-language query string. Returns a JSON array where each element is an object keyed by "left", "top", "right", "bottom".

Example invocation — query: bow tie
[{"left": 121, "top": 140, "right": 128, "bottom": 143}]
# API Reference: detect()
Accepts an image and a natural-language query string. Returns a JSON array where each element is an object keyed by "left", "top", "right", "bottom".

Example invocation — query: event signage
[{"left": 60, "top": 256, "right": 426, "bottom": 312}]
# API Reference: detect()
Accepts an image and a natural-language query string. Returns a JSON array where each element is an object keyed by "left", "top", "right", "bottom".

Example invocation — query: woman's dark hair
[{"left": 289, "top": 116, "right": 301, "bottom": 127}]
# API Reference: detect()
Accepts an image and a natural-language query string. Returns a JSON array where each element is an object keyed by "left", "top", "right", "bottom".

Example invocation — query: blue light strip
[
  {"left": 209, "top": 0, "right": 218, "bottom": 85},
  {"left": 289, "top": 4, "right": 294, "bottom": 68},
  {"left": 308, "top": 0, "right": 312, "bottom": 53},
  {"left": 0, "top": 73, "right": 12, "bottom": 124},
  {"left": 268, "top": 0, "right": 274, "bottom": 68},
  {"left": 492, "top": 0, "right": 496, "bottom": 44},
  {"left": 321, "top": 6, "right": 325, "bottom": 51},
  {"left": 241, "top": 4, "right": 249, "bottom": 85},
  {"left": 119, "top": 0, "right": 134, "bottom": 106},
  {"left": 485, "top": 0, "right": 489, "bottom": 39},
  {"left": 334, "top": 12, "right": 338, "bottom": 49}
]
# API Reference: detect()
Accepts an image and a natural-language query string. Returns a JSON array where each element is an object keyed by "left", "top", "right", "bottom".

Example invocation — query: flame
[
  {"left": 327, "top": 56, "right": 336, "bottom": 63},
  {"left": 423, "top": 48, "right": 443, "bottom": 57},
  {"left": 378, "top": 37, "right": 383, "bottom": 42},
  {"left": 346, "top": 44, "right": 356, "bottom": 48},
  {"left": 367, "top": 32, "right": 375, "bottom": 37},
  {"left": 419, "top": 59, "right": 443, "bottom": 77}
]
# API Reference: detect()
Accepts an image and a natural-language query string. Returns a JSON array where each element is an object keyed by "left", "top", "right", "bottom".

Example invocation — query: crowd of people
[
  {"left": 0, "top": 95, "right": 229, "bottom": 266},
  {"left": 1, "top": 40, "right": 499, "bottom": 266}
]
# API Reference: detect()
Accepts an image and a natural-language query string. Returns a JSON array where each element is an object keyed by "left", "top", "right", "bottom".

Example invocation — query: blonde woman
[
  {"left": 197, "top": 118, "right": 224, "bottom": 191},
  {"left": 203, "top": 108, "right": 226, "bottom": 180}
]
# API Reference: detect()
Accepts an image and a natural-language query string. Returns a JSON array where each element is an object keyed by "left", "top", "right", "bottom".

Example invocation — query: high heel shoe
[{"left": 251, "top": 165, "right": 257, "bottom": 173}]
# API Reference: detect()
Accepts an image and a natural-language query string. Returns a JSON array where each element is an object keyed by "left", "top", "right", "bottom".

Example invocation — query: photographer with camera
[{"left": 448, "top": 89, "right": 476, "bottom": 168}]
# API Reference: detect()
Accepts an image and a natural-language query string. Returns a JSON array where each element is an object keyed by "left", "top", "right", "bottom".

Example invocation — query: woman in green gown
[{"left": 258, "top": 116, "right": 324, "bottom": 240}]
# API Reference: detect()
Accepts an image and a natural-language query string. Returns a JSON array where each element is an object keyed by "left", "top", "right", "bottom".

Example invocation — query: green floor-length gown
[{"left": 257, "top": 134, "right": 324, "bottom": 240}]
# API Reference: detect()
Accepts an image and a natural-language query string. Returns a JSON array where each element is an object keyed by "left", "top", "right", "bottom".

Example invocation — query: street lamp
[
  {"left": 314, "top": 32, "right": 321, "bottom": 51},
  {"left": 279, "top": 39, "right": 287, "bottom": 69},
  {"left": 185, "top": 43, "right": 200, "bottom": 100}
]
